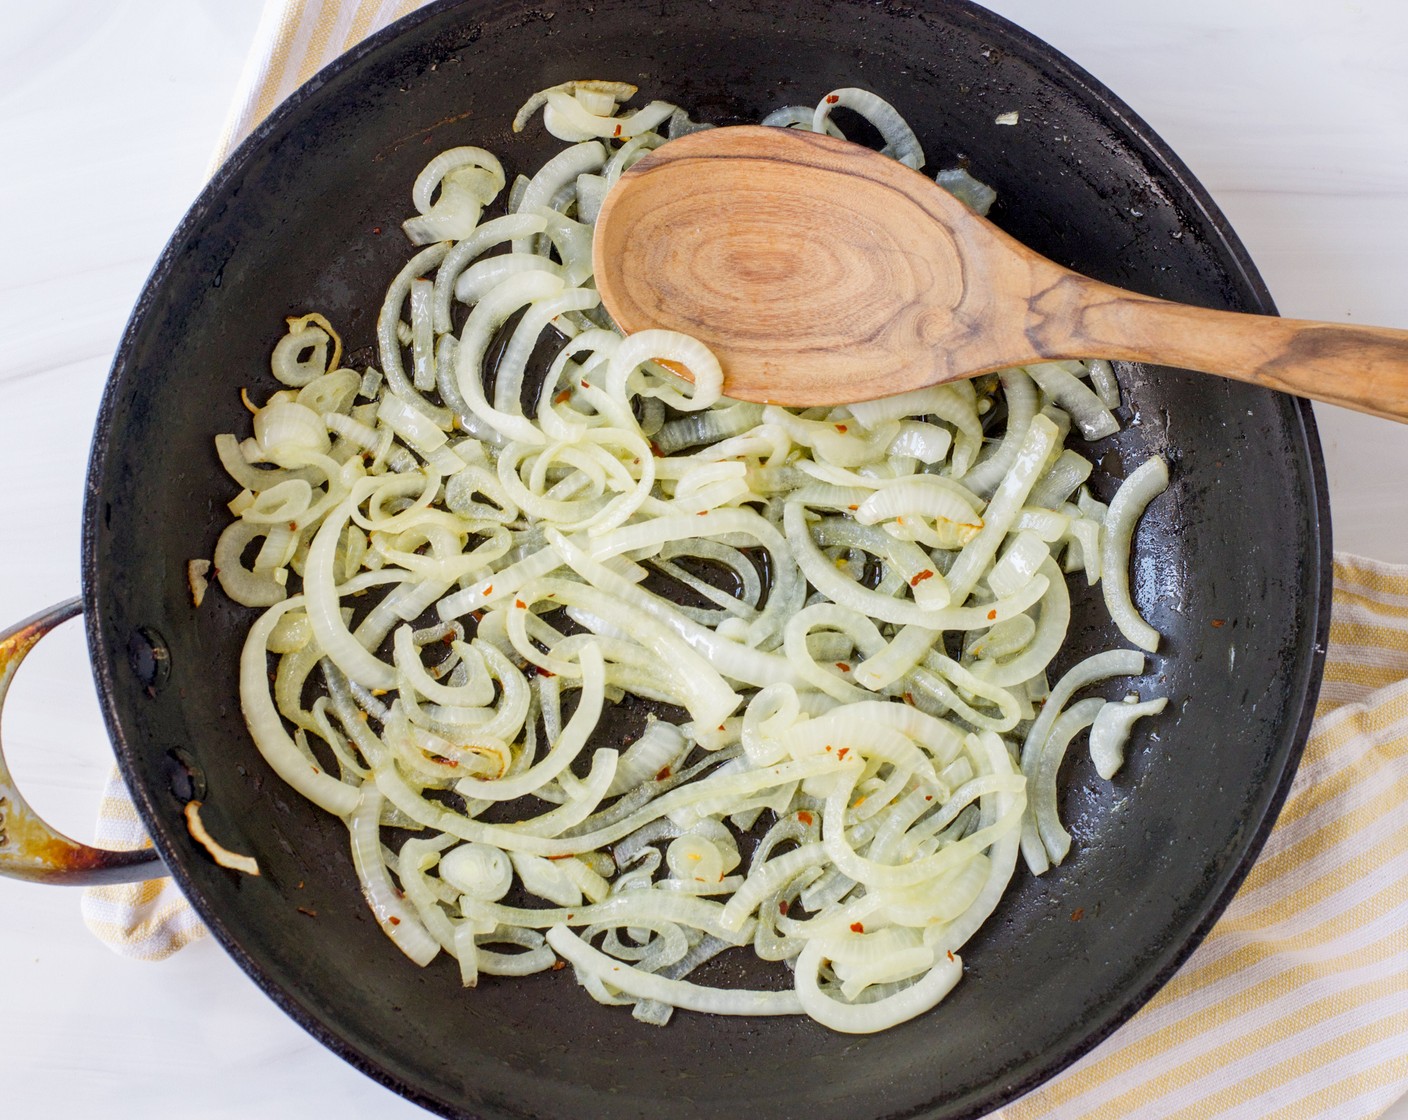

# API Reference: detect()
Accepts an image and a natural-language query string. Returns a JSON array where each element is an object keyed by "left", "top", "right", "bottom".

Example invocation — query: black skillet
[{"left": 0, "top": 1, "right": 1329, "bottom": 1117}]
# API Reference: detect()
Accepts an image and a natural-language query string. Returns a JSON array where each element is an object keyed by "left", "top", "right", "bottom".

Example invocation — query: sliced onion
[
  {"left": 1029, "top": 697, "right": 1105, "bottom": 865},
  {"left": 511, "top": 142, "right": 607, "bottom": 250},
  {"left": 211, "top": 82, "right": 1170, "bottom": 1039},
  {"left": 1089, "top": 695, "right": 1168, "bottom": 779},
  {"left": 541, "top": 91, "right": 676, "bottom": 142},
  {"left": 548, "top": 926, "right": 801, "bottom": 1015},
  {"left": 811, "top": 88, "right": 924, "bottom": 169},
  {"left": 1025, "top": 362, "right": 1119, "bottom": 441},
  {"left": 350, "top": 787, "right": 440, "bottom": 964},
  {"left": 935, "top": 167, "right": 997, "bottom": 216},
  {"left": 1100, "top": 456, "right": 1169, "bottom": 652}
]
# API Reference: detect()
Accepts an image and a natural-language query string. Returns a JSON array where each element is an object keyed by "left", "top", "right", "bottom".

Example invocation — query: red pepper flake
[
  {"left": 825, "top": 94, "right": 840, "bottom": 104},
  {"left": 946, "top": 949, "right": 956, "bottom": 962},
  {"left": 697, "top": 510, "right": 709, "bottom": 516},
  {"left": 797, "top": 810, "right": 814, "bottom": 826},
  {"left": 553, "top": 389, "right": 571, "bottom": 405},
  {"left": 910, "top": 569, "right": 935, "bottom": 587},
  {"left": 1071, "top": 907, "right": 1085, "bottom": 922},
  {"left": 388, "top": 916, "right": 401, "bottom": 926},
  {"left": 613, "top": 123, "right": 623, "bottom": 137},
  {"left": 924, "top": 794, "right": 933, "bottom": 802},
  {"left": 987, "top": 609, "right": 998, "bottom": 621},
  {"left": 836, "top": 747, "right": 850, "bottom": 761},
  {"left": 835, "top": 423, "right": 848, "bottom": 433},
  {"left": 547, "top": 853, "right": 573, "bottom": 861},
  {"left": 778, "top": 900, "right": 790, "bottom": 915},
  {"left": 288, "top": 521, "right": 298, "bottom": 532},
  {"left": 903, "top": 691, "right": 916, "bottom": 706},
  {"left": 371, "top": 226, "right": 382, "bottom": 235},
  {"left": 1211, "top": 618, "right": 1226, "bottom": 628},
  {"left": 483, "top": 584, "right": 493, "bottom": 595},
  {"left": 655, "top": 765, "right": 672, "bottom": 781},
  {"left": 825, "top": 745, "right": 833, "bottom": 752},
  {"left": 580, "top": 379, "right": 590, "bottom": 389},
  {"left": 515, "top": 598, "right": 526, "bottom": 609},
  {"left": 717, "top": 723, "right": 726, "bottom": 732},
  {"left": 850, "top": 921, "right": 864, "bottom": 933},
  {"left": 847, "top": 504, "right": 859, "bottom": 511},
  {"left": 835, "top": 662, "right": 851, "bottom": 672},
  {"left": 296, "top": 906, "right": 318, "bottom": 918},
  {"left": 552, "top": 959, "right": 567, "bottom": 971}
]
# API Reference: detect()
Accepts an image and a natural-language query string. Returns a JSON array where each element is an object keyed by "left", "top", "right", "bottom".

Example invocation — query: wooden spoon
[{"left": 593, "top": 125, "right": 1408, "bottom": 419}]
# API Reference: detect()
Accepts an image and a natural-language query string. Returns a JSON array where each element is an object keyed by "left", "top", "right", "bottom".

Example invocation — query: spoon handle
[{"left": 1032, "top": 274, "right": 1408, "bottom": 421}]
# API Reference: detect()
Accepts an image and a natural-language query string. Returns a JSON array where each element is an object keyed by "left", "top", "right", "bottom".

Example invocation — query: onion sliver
[{"left": 1100, "top": 456, "right": 1169, "bottom": 651}]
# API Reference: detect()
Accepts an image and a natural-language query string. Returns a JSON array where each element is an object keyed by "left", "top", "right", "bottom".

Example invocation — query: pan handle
[{"left": 0, "top": 598, "right": 164, "bottom": 885}]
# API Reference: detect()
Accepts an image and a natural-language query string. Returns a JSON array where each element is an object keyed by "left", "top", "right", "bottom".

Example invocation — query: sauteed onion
[{"left": 207, "top": 83, "right": 1168, "bottom": 1033}]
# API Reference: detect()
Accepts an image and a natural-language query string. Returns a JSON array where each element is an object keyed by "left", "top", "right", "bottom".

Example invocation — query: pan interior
[{"left": 83, "top": 2, "right": 1327, "bottom": 1118}]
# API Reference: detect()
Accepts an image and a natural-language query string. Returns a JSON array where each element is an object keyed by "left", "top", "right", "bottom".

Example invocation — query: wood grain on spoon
[{"left": 593, "top": 125, "right": 1408, "bottom": 421}]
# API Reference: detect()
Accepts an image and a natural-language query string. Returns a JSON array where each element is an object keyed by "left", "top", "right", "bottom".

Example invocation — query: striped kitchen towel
[
  {"left": 82, "top": 1, "right": 1408, "bottom": 1114},
  {"left": 79, "top": 773, "right": 207, "bottom": 960}
]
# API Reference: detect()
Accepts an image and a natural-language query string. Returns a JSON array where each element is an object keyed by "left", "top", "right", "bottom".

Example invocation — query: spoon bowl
[{"left": 594, "top": 125, "right": 1408, "bottom": 420}]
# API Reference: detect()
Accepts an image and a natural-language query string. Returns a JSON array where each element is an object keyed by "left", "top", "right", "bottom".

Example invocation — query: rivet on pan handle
[{"left": 0, "top": 598, "right": 164, "bottom": 885}]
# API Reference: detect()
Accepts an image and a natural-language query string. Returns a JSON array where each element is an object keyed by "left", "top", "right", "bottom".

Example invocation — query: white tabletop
[{"left": 1, "top": 1, "right": 1404, "bottom": 1117}]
